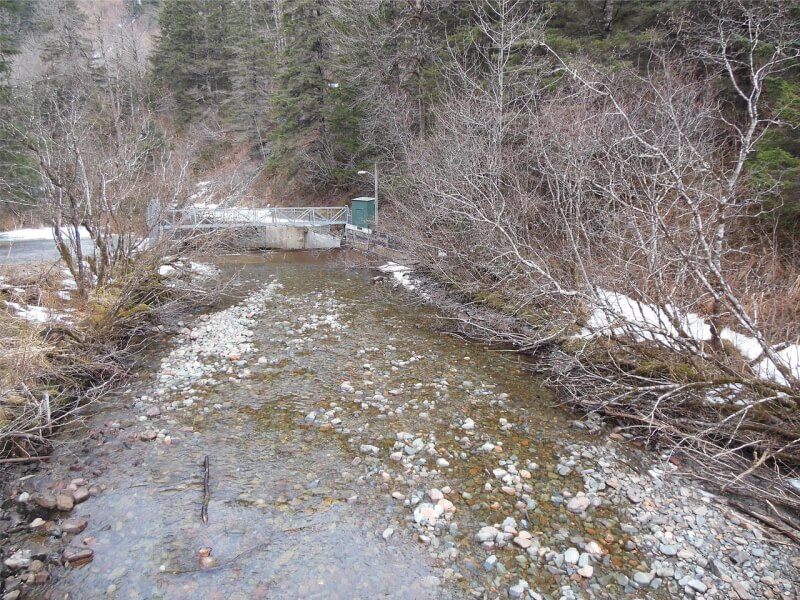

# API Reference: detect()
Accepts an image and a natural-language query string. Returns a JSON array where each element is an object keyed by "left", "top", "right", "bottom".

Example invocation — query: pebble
[
  {"left": 626, "top": 485, "right": 644, "bottom": 503},
  {"left": 56, "top": 493, "right": 74, "bottom": 511},
  {"left": 687, "top": 578, "right": 708, "bottom": 593},
  {"left": 33, "top": 493, "right": 56, "bottom": 510},
  {"left": 476, "top": 526, "right": 500, "bottom": 543},
  {"left": 564, "top": 548, "right": 579, "bottom": 564},
  {"left": 484, "top": 555, "right": 497, "bottom": 571},
  {"left": 428, "top": 488, "right": 444, "bottom": 501},
  {"left": 566, "top": 496, "right": 590, "bottom": 513},
  {"left": 72, "top": 487, "right": 90, "bottom": 504},
  {"left": 62, "top": 546, "right": 94, "bottom": 566},
  {"left": 659, "top": 543, "right": 679, "bottom": 556},
  {"left": 577, "top": 565, "right": 594, "bottom": 578},
  {"left": 508, "top": 579, "right": 529, "bottom": 598},
  {"left": 61, "top": 517, "right": 88, "bottom": 534},
  {"left": 4, "top": 550, "right": 31, "bottom": 570},
  {"left": 633, "top": 571, "right": 654, "bottom": 585}
]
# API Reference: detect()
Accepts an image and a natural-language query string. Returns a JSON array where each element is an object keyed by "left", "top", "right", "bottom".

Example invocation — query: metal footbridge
[{"left": 160, "top": 206, "right": 351, "bottom": 230}]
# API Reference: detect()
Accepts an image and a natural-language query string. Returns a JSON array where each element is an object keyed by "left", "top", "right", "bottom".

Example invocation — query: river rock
[
  {"left": 33, "top": 493, "right": 57, "bottom": 510},
  {"left": 476, "top": 526, "right": 500, "bottom": 543},
  {"left": 413, "top": 503, "right": 442, "bottom": 526},
  {"left": 508, "top": 579, "right": 529, "bottom": 598},
  {"left": 360, "top": 444, "right": 379, "bottom": 455},
  {"left": 4, "top": 550, "right": 31, "bottom": 570},
  {"left": 659, "top": 544, "right": 679, "bottom": 556},
  {"left": 566, "top": 496, "right": 590, "bottom": 513},
  {"left": 484, "top": 555, "right": 497, "bottom": 571},
  {"left": 626, "top": 485, "right": 644, "bottom": 503},
  {"left": 513, "top": 535, "right": 532, "bottom": 549},
  {"left": 62, "top": 546, "right": 93, "bottom": 566},
  {"left": 56, "top": 493, "right": 74, "bottom": 511},
  {"left": 564, "top": 548, "right": 579, "bottom": 564},
  {"left": 686, "top": 578, "right": 707, "bottom": 593},
  {"left": 428, "top": 488, "right": 444, "bottom": 501},
  {"left": 72, "top": 486, "right": 90, "bottom": 504},
  {"left": 140, "top": 430, "right": 157, "bottom": 441},
  {"left": 61, "top": 517, "right": 88, "bottom": 534},
  {"left": 633, "top": 571, "right": 654, "bottom": 585},
  {"left": 585, "top": 541, "right": 604, "bottom": 555},
  {"left": 577, "top": 565, "right": 594, "bottom": 578}
]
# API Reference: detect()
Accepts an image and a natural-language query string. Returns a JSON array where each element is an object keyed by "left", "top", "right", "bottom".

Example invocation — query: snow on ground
[
  {"left": 0, "top": 226, "right": 92, "bottom": 241},
  {"left": 580, "top": 287, "right": 800, "bottom": 388},
  {"left": 0, "top": 227, "right": 54, "bottom": 241},
  {"left": 755, "top": 345, "right": 800, "bottom": 387},
  {"left": 4, "top": 301, "right": 67, "bottom": 323},
  {"left": 159, "top": 261, "right": 220, "bottom": 281},
  {"left": 719, "top": 328, "right": 763, "bottom": 361},
  {"left": 379, "top": 262, "right": 417, "bottom": 291},
  {"left": 582, "top": 288, "right": 711, "bottom": 347}
]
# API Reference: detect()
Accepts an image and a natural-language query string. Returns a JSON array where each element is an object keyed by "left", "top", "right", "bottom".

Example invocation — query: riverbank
[
  {"left": 1, "top": 252, "right": 798, "bottom": 599},
  {"left": 370, "top": 253, "right": 800, "bottom": 531}
]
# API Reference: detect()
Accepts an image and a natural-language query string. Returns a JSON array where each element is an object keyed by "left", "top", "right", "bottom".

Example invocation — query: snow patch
[
  {"left": 378, "top": 262, "right": 417, "bottom": 291},
  {"left": 580, "top": 287, "right": 800, "bottom": 388},
  {"left": 4, "top": 301, "right": 67, "bottom": 323},
  {"left": 582, "top": 288, "right": 710, "bottom": 347},
  {"left": 755, "top": 345, "right": 800, "bottom": 387},
  {"left": 0, "top": 226, "right": 91, "bottom": 241}
]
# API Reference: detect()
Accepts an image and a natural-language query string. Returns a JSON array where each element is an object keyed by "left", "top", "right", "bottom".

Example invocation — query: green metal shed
[{"left": 350, "top": 197, "right": 375, "bottom": 229}]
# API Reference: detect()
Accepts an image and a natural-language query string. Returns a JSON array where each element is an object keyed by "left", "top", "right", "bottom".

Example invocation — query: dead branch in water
[{"left": 201, "top": 455, "right": 210, "bottom": 525}]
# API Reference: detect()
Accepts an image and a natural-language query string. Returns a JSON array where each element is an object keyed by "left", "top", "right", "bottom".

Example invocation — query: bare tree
[
  {"left": 389, "top": 0, "right": 800, "bottom": 520},
  {"left": 4, "top": 4, "right": 194, "bottom": 297}
]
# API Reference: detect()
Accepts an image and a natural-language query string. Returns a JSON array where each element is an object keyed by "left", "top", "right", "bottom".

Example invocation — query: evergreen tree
[
  {"left": 225, "top": 0, "right": 278, "bottom": 158},
  {"left": 151, "top": 0, "right": 233, "bottom": 124},
  {"left": 0, "top": 0, "right": 38, "bottom": 218},
  {"left": 267, "top": 0, "right": 330, "bottom": 179}
]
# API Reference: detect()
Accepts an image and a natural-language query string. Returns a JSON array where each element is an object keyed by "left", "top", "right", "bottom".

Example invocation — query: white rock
[
  {"left": 564, "top": 547, "right": 580, "bottom": 564},
  {"left": 566, "top": 496, "right": 591, "bottom": 513},
  {"left": 475, "top": 526, "right": 500, "bottom": 543},
  {"left": 585, "top": 541, "right": 604, "bottom": 555}
]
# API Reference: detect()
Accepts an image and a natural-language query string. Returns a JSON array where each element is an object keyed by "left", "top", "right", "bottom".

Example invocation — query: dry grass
[{"left": 0, "top": 246, "right": 220, "bottom": 462}]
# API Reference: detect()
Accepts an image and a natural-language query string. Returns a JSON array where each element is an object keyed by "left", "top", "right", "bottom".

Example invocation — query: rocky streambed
[{"left": 1, "top": 252, "right": 798, "bottom": 600}]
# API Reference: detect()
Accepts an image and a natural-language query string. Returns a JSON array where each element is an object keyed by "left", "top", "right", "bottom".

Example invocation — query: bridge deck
[{"left": 161, "top": 206, "right": 350, "bottom": 230}]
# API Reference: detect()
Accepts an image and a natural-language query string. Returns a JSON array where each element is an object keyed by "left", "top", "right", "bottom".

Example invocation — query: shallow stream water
[{"left": 30, "top": 252, "right": 647, "bottom": 599}]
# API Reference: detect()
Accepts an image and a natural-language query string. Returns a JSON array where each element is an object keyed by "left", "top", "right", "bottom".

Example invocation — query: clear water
[{"left": 34, "top": 252, "right": 643, "bottom": 599}]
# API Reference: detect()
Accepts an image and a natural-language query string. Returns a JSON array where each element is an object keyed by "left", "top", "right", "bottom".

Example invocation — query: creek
[{"left": 11, "top": 251, "right": 794, "bottom": 600}]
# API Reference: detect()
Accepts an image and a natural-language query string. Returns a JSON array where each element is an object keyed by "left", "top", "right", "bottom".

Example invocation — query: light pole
[{"left": 357, "top": 164, "right": 378, "bottom": 231}]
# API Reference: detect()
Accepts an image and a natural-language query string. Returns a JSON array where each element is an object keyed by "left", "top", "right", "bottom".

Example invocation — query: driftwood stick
[
  {"left": 730, "top": 501, "right": 800, "bottom": 544},
  {"left": 201, "top": 455, "right": 209, "bottom": 525},
  {"left": 0, "top": 456, "right": 50, "bottom": 464}
]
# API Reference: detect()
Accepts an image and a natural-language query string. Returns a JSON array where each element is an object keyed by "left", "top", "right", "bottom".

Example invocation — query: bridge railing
[{"left": 162, "top": 206, "right": 351, "bottom": 229}]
